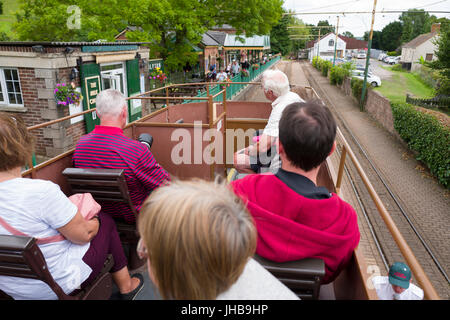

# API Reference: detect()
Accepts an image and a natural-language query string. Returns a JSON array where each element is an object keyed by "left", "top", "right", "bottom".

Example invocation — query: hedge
[
  {"left": 391, "top": 102, "right": 450, "bottom": 188},
  {"left": 350, "top": 77, "right": 367, "bottom": 105}
]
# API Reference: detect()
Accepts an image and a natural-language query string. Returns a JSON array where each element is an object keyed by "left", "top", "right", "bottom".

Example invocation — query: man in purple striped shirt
[{"left": 73, "top": 89, "right": 170, "bottom": 224}]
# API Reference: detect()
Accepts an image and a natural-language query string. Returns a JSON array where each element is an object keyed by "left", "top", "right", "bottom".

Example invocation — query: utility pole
[
  {"left": 332, "top": 16, "right": 340, "bottom": 66},
  {"left": 360, "top": 0, "right": 377, "bottom": 111},
  {"left": 316, "top": 28, "right": 321, "bottom": 60}
]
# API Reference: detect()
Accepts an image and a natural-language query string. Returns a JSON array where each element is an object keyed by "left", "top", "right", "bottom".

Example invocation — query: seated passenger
[
  {"left": 0, "top": 113, "right": 143, "bottom": 300},
  {"left": 73, "top": 89, "right": 170, "bottom": 224},
  {"left": 234, "top": 69, "right": 304, "bottom": 174},
  {"left": 137, "top": 179, "right": 299, "bottom": 300},
  {"left": 231, "top": 101, "right": 360, "bottom": 284}
]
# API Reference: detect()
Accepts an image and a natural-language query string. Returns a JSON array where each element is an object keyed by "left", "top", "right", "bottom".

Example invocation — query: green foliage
[
  {"left": 320, "top": 59, "right": 332, "bottom": 77},
  {"left": 329, "top": 62, "right": 353, "bottom": 86},
  {"left": 351, "top": 77, "right": 367, "bottom": 105},
  {"left": 312, "top": 56, "right": 320, "bottom": 69},
  {"left": 387, "top": 51, "right": 398, "bottom": 56},
  {"left": 399, "top": 9, "right": 431, "bottom": 44},
  {"left": 381, "top": 21, "right": 403, "bottom": 52},
  {"left": 426, "top": 28, "right": 450, "bottom": 95},
  {"left": 391, "top": 103, "right": 450, "bottom": 188},
  {"left": 54, "top": 83, "right": 82, "bottom": 106},
  {"left": 391, "top": 64, "right": 403, "bottom": 72},
  {"left": 14, "top": 0, "right": 283, "bottom": 71}
]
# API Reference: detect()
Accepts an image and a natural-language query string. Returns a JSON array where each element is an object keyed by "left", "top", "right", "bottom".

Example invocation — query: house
[
  {"left": 338, "top": 35, "right": 367, "bottom": 57},
  {"left": 0, "top": 42, "right": 150, "bottom": 160},
  {"left": 401, "top": 24, "right": 440, "bottom": 71},
  {"left": 307, "top": 33, "right": 346, "bottom": 62}
]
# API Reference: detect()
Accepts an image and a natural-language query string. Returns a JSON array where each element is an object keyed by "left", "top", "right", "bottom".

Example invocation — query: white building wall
[
  {"left": 309, "top": 34, "right": 346, "bottom": 62},
  {"left": 411, "top": 36, "right": 439, "bottom": 71}
]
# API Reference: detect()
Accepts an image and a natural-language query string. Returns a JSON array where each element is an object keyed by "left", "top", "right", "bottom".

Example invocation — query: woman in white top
[
  {"left": 137, "top": 179, "right": 298, "bottom": 300},
  {"left": 0, "top": 112, "right": 143, "bottom": 300}
]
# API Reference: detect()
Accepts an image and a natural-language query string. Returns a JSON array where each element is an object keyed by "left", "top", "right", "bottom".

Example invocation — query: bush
[
  {"left": 387, "top": 51, "right": 398, "bottom": 56},
  {"left": 391, "top": 103, "right": 450, "bottom": 188},
  {"left": 350, "top": 77, "right": 367, "bottom": 105},
  {"left": 329, "top": 62, "right": 354, "bottom": 86},
  {"left": 312, "top": 56, "right": 320, "bottom": 69},
  {"left": 391, "top": 64, "right": 403, "bottom": 72},
  {"left": 320, "top": 60, "right": 332, "bottom": 77}
]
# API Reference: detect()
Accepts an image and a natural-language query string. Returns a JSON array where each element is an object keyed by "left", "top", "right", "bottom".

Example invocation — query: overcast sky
[{"left": 283, "top": 0, "right": 450, "bottom": 37}]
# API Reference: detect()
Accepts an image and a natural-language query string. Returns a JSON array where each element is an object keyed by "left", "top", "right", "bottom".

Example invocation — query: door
[{"left": 126, "top": 59, "right": 142, "bottom": 122}]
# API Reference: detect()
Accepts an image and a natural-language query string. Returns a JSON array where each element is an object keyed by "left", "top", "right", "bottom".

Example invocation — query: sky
[{"left": 283, "top": 0, "right": 450, "bottom": 37}]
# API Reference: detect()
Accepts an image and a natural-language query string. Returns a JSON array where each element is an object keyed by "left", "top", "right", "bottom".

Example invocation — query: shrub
[
  {"left": 320, "top": 60, "right": 332, "bottom": 77},
  {"left": 329, "top": 62, "right": 354, "bottom": 86},
  {"left": 350, "top": 77, "right": 367, "bottom": 105},
  {"left": 312, "top": 56, "right": 320, "bottom": 69},
  {"left": 387, "top": 51, "right": 398, "bottom": 56},
  {"left": 391, "top": 64, "right": 403, "bottom": 72},
  {"left": 391, "top": 103, "right": 450, "bottom": 188}
]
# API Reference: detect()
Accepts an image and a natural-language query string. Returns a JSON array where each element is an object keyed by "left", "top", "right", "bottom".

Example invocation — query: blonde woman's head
[{"left": 138, "top": 179, "right": 256, "bottom": 300}]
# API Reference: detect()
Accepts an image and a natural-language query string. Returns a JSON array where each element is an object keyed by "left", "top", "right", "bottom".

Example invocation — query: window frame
[{"left": 0, "top": 68, "right": 24, "bottom": 107}]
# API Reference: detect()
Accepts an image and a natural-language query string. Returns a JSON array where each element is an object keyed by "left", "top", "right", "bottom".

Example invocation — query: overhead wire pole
[
  {"left": 360, "top": 0, "right": 377, "bottom": 111},
  {"left": 333, "top": 16, "right": 340, "bottom": 66}
]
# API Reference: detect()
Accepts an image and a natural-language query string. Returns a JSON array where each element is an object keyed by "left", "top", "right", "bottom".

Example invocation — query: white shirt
[
  {"left": 217, "top": 258, "right": 299, "bottom": 300},
  {"left": 0, "top": 178, "right": 92, "bottom": 300},
  {"left": 263, "top": 91, "right": 304, "bottom": 137},
  {"left": 217, "top": 72, "right": 228, "bottom": 82},
  {"left": 372, "top": 276, "right": 424, "bottom": 300}
]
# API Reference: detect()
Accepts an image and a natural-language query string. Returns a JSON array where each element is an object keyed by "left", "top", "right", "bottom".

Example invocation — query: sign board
[
  {"left": 129, "top": 93, "right": 142, "bottom": 116},
  {"left": 148, "top": 59, "right": 164, "bottom": 71}
]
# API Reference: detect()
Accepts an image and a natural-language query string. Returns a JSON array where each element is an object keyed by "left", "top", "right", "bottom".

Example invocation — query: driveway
[{"left": 350, "top": 58, "right": 393, "bottom": 81}]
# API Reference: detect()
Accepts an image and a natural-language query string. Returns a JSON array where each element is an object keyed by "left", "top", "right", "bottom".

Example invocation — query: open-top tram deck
[{"left": 1, "top": 81, "right": 440, "bottom": 300}]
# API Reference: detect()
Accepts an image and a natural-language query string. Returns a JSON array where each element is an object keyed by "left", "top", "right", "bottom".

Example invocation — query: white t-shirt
[
  {"left": 217, "top": 258, "right": 299, "bottom": 300},
  {"left": 217, "top": 72, "right": 228, "bottom": 82},
  {"left": 263, "top": 91, "right": 304, "bottom": 137},
  {"left": 372, "top": 276, "right": 424, "bottom": 300},
  {"left": 0, "top": 178, "right": 92, "bottom": 300}
]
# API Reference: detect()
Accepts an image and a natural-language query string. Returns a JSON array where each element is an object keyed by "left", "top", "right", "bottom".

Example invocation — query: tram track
[{"left": 297, "top": 60, "right": 449, "bottom": 298}]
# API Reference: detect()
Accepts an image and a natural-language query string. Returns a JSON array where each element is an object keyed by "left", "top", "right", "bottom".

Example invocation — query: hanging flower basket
[
  {"left": 148, "top": 67, "right": 167, "bottom": 83},
  {"left": 54, "top": 83, "right": 82, "bottom": 106},
  {"left": 241, "top": 69, "right": 249, "bottom": 77}
]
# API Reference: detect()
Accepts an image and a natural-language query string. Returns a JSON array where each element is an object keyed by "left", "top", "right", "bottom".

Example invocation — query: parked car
[
  {"left": 378, "top": 53, "right": 387, "bottom": 61},
  {"left": 352, "top": 70, "right": 381, "bottom": 87},
  {"left": 356, "top": 51, "right": 366, "bottom": 59},
  {"left": 385, "top": 56, "right": 401, "bottom": 65}
]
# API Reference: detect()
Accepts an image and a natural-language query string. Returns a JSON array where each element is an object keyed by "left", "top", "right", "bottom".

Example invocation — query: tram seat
[
  {"left": 62, "top": 168, "right": 144, "bottom": 269},
  {"left": 0, "top": 234, "right": 114, "bottom": 300},
  {"left": 254, "top": 254, "right": 325, "bottom": 300}
]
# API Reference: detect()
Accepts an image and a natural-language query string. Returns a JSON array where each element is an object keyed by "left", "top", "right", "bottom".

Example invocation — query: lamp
[
  {"left": 32, "top": 45, "right": 45, "bottom": 53},
  {"left": 69, "top": 68, "right": 79, "bottom": 82},
  {"left": 65, "top": 47, "right": 75, "bottom": 54}
]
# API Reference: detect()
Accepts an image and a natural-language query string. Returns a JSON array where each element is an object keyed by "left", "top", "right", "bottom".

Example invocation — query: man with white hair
[
  {"left": 234, "top": 69, "right": 304, "bottom": 173},
  {"left": 73, "top": 89, "right": 170, "bottom": 224}
]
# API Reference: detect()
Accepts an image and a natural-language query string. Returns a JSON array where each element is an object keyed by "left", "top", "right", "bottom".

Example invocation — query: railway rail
[{"left": 299, "top": 61, "right": 449, "bottom": 299}]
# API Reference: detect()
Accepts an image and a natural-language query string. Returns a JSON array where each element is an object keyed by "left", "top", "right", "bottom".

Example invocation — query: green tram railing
[{"left": 186, "top": 55, "right": 281, "bottom": 104}]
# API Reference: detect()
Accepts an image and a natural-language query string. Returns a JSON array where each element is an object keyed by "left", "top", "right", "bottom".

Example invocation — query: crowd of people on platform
[{"left": 0, "top": 67, "right": 423, "bottom": 300}]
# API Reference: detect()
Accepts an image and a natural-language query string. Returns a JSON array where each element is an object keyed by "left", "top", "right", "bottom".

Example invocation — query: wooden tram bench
[
  {"left": 254, "top": 254, "right": 325, "bottom": 300},
  {"left": 0, "top": 235, "right": 114, "bottom": 300},
  {"left": 62, "top": 168, "right": 144, "bottom": 269}
]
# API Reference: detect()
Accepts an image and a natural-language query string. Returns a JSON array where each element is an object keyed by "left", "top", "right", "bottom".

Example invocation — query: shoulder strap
[{"left": 0, "top": 215, "right": 66, "bottom": 245}]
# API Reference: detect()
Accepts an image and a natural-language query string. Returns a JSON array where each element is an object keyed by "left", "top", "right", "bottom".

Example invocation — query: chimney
[{"left": 431, "top": 23, "right": 441, "bottom": 33}]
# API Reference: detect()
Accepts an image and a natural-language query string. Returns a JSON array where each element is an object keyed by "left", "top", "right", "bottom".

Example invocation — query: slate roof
[{"left": 402, "top": 32, "right": 439, "bottom": 49}]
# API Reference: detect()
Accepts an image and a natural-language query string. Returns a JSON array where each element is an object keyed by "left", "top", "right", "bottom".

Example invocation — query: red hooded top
[{"left": 231, "top": 171, "right": 360, "bottom": 283}]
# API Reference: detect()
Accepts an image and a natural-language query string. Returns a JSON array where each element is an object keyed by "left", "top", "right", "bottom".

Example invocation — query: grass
[
  {"left": 0, "top": 0, "right": 21, "bottom": 39},
  {"left": 376, "top": 65, "right": 435, "bottom": 104}
]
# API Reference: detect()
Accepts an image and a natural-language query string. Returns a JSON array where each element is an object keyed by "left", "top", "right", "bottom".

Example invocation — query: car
[
  {"left": 356, "top": 52, "right": 366, "bottom": 59},
  {"left": 378, "top": 53, "right": 387, "bottom": 61},
  {"left": 386, "top": 56, "right": 401, "bottom": 65},
  {"left": 352, "top": 69, "right": 381, "bottom": 87}
]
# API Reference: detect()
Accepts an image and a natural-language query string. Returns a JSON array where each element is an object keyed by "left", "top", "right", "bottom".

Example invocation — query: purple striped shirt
[{"left": 73, "top": 125, "right": 170, "bottom": 224}]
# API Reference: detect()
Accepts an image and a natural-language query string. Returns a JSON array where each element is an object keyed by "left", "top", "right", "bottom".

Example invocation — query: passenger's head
[
  {"left": 95, "top": 89, "right": 128, "bottom": 127},
  {"left": 261, "top": 69, "right": 290, "bottom": 101},
  {"left": 389, "top": 262, "right": 412, "bottom": 293},
  {"left": 138, "top": 179, "right": 257, "bottom": 300},
  {"left": 0, "top": 112, "right": 35, "bottom": 172},
  {"left": 279, "top": 101, "right": 336, "bottom": 172}
]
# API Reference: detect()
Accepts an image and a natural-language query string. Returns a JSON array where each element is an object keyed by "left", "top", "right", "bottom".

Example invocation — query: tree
[
  {"left": 399, "top": 9, "right": 431, "bottom": 43},
  {"left": 14, "top": 0, "right": 283, "bottom": 71},
  {"left": 427, "top": 28, "right": 450, "bottom": 95},
  {"left": 380, "top": 21, "right": 403, "bottom": 52},
  {"left": 342, "top": 31, "right": 354, "bottom": 38}
]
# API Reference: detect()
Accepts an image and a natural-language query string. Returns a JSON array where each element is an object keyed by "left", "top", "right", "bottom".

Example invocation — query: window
[
  {"left": 425, "top": 53, "right": 433, "bottom": 61},
  {"left": 328, "top": 39, "right": 334, "bottom": 47},
  {"left": 0, "top": 68, "right": 23, "bottom": 106}
]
